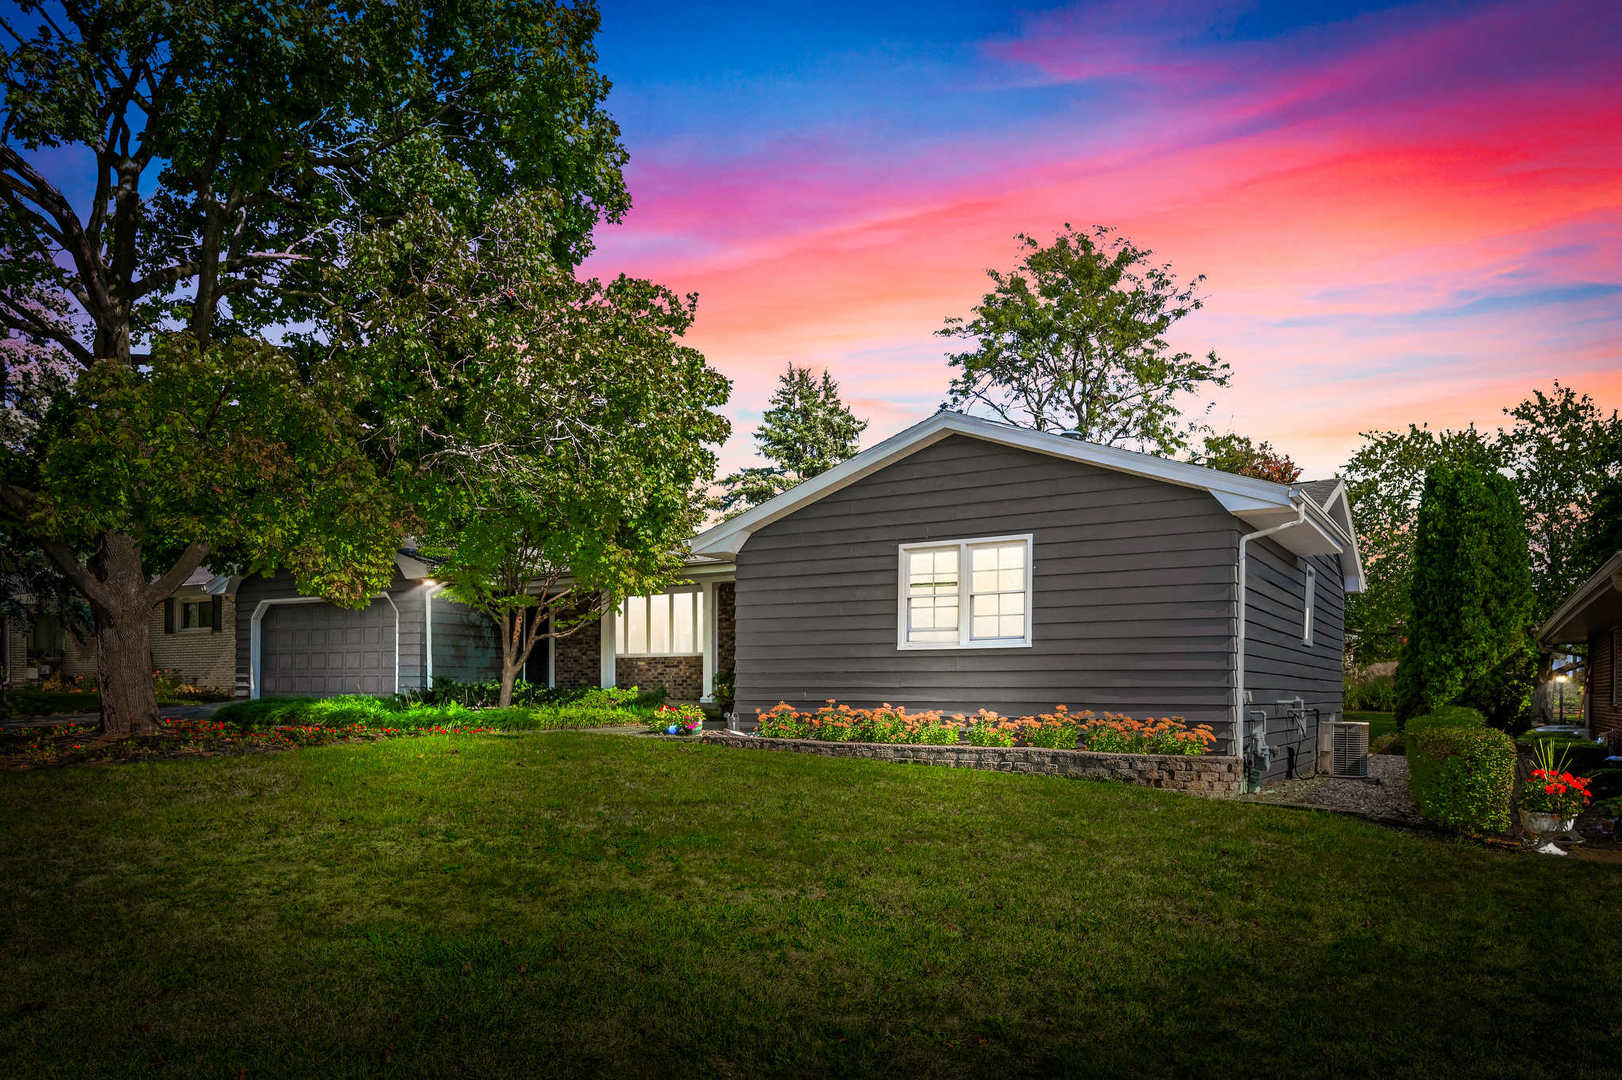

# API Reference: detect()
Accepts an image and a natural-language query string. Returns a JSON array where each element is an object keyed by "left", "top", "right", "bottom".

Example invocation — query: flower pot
[{"left": 1519, "top": 809, "right": 1576, "bottom": 855}]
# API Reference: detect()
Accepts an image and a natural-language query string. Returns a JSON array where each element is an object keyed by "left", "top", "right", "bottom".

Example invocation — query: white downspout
[{"left": 1235, "top": 502, "right": 1308, "bottom": 768}]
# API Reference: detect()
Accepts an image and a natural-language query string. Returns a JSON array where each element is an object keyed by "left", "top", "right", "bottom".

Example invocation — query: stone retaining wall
[{"left": 702, "top": 732, "right": 1243, "bottom": 796}]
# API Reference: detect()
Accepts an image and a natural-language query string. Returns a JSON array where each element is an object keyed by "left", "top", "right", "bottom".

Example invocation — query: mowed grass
[
  {"left": 2, "top": 735, "right": 1618, "bottom": 1079},
  {"left": 1346, "top": 710, "right": 1397, "bottom": 739}
]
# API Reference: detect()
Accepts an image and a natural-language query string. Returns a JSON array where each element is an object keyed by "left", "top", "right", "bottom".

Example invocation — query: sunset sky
[{"left": 585, "top": 0, "right": 1622, "bottom": 479}]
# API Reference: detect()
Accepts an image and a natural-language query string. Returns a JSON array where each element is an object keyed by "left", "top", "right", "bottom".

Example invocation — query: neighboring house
[
  {"left": 2, "top": 566, "right": 236, "bottom": 691},
  {"left": 236, "top": 411, "right": 1365, "bottom": 782},
  {"left": 1539, "top": 550, "right": 1622, "bottom": 741}
]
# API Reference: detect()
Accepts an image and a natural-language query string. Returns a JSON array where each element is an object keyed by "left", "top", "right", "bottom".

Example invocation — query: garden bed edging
[{"left": 701, "top": 731, "right": 1243, "bottom": 796}]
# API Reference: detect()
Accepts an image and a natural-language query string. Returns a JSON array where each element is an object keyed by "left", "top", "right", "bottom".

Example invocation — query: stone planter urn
[{"left": 1519, "top": 809, "right": 1576, "bottom": 856}]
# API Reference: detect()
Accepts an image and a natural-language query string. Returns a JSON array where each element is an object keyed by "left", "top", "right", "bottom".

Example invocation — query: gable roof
[
  {"left": 1540, "top": 550, "right": 1622, "bottom": 645},
  {"left": 691, "top": 411, "right": 1365, "bottom": 591}
]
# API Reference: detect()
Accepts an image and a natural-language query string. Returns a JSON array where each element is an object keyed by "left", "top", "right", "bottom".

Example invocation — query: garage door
[{"left": 261, "top": 600, "right": 396, "bottom": 697}]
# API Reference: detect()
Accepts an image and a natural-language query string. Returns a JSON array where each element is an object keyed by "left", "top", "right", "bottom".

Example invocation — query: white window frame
[
  {"left": 896, "top": 533, "right": 1033, "bottom": 651},
  {"left": 615, "top": 588, "right": 704, "bottom": 658},
  {"left": 1302, "top": 564, "right": 1316, "bottom": 646}
]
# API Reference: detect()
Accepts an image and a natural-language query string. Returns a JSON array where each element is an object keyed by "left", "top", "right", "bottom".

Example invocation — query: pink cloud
[{"left": 588, "top": 0, "right": 1622, "bottom": 480}]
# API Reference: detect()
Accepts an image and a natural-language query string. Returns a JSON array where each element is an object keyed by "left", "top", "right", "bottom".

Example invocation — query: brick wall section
[
  {"left": 1592, "top": 626, "right": 1620, "bottom": 743},
  {"left": 149, "top": 588, "right": 236, "bottom": 690},
  {"left": 617, "top": 655, "right": 702, "bottom": 700},
  {"left": 3, "top": 589, "right": 234, "bottom": 690},
  {"left": 716, "top": 582, "right": 736, "bottom": 674},
  {"left": 702, "top": 732, "right": 1243, "bottom": 796},
  {"left": 553, "top": 625, "right": 601, "bottom": 689}
]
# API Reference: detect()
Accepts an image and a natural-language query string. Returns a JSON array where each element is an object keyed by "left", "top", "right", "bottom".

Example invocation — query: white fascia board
[
  {"left": 1540, "top": 550, "right": 1622, "bottom": 644},
  {"left": 690, "top": 412, "right": 1296, "bottom": 556}
]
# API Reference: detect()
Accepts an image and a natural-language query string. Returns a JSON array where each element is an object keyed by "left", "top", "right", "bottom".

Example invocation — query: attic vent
[
  {"left": 1056, "top": 429, "right": 1085, "bottom": 440},
  {"left": 1331, "top": 721, "right": 1369, "bottom": 778}
]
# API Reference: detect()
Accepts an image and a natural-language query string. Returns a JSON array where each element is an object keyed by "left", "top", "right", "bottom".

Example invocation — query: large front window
[
  {"left": 898, "top": 535, "right": 1032, "bottom": 649},
  {"left": 615, "top": 590, "right": 704, "bottom": 657}
]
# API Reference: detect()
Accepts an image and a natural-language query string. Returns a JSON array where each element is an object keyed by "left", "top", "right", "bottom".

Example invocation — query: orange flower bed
[{"left": 754, "top": 700, "right": 1216, "bottom": 755}]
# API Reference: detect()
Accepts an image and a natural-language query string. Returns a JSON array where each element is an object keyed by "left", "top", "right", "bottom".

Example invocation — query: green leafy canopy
[{"left": 940, "top": 225, "right": 1231, "bottom": 457}]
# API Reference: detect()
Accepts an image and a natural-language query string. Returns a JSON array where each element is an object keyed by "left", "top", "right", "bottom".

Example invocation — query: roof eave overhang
[{"left": 1539, "top": 551, "right": 1622, "bottom": 645}]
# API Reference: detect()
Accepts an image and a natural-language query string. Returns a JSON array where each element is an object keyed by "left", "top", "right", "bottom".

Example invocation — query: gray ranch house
[{"left": 230, "top": 412, "right": 1363, "bottom": 780}]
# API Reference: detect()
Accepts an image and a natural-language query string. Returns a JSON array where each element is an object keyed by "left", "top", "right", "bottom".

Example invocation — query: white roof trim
[
  {"left": 1292, "top": 478, "right": 1364, "bottom": 593},
  {"left": 1540, "top": 549, "right": 1622, "bottom": 644},
  {"left": 690, "top": 411, "right": 1365, "bottom": 591}
]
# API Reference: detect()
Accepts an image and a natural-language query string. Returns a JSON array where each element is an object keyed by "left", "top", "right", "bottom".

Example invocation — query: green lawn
[
  {"left": 2, "top": 734, "right": 1617, "bottom": 1078},
  {"left": 1346, "top": 710, "right": 1397, "bottom": 739}
]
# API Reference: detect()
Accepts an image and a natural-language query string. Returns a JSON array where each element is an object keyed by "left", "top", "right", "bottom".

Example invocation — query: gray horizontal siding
[
  {"left": 429, "top": 592, "right": 502, "bottom": 686},
  {"left": 1243, "top": 537, "right": 1346, "bottom": 781},
  {"left": 734, "top": 434, "right": 1242, "bottom": 740}
]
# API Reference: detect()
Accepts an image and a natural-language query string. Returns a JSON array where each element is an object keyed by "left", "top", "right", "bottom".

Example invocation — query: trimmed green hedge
[{"left": 1405, "top": 706, "right": 1514, "bottom": 833}]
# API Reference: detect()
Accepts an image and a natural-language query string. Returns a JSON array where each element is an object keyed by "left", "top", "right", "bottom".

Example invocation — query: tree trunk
[
  {"left": 90, "top": 533, "right": 160, "bottom": 736},
  {"left": 94, "top": 606, "right": 159, "bottom": 736}
]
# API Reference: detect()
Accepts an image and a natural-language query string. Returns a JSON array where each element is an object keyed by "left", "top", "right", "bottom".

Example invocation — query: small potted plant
[
  {"left": 648, "top": 703, "right": 704, "bottom": 737},
  {"left": 1520, "top": 742, "right": 1593, "bottom": 855}
]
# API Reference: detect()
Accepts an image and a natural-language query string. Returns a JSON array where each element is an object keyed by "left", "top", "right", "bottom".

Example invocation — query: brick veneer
[
  {"left": 617, "top": 655, "right": 702, "bottom": 700},
  {"left": 701, "top": 732, "right": 1244, "bottom": 796},
  {"left": 149, "top": 588, "right": 236, "bottom": 690},
  {"left": 3, "top": 587, "right": 235, "bottom": 690},
  {"left": 716, "top": 582, "right": 735, "bottom": 674},
  {"left": 553, "top": 625, "right": 601, "bottom": 689}
]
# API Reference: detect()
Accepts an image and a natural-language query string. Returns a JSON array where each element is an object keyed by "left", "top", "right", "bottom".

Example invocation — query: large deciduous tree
[
  {"left": 1192, "top": 432, "right": 1301, "bottom": 484},
  {"left": 711, "top": 364, "right": 866, "bottom": 519},
  {"left": 0, "top": 0, "right": 631, "bottom": 733},
  {"left": 940, "top": 225, "right": 1230, "bottom": 456},
  {"left": 347, "top": 195, "right": 730, "bottom": 707}
]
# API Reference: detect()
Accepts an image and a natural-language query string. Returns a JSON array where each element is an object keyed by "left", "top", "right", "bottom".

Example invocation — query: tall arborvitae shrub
[{"left": 1395, "top": 465, "right": 1536, "bottom": 727}]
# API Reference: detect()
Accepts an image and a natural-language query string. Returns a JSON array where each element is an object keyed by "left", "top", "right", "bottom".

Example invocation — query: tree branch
[{"left": 145, "top": 540, "right": 210, "bottom": 605}]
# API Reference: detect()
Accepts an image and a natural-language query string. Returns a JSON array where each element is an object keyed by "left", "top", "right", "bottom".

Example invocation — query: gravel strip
[{"left": 1244, "top": 754, "right": 1423, "bottom": 826}]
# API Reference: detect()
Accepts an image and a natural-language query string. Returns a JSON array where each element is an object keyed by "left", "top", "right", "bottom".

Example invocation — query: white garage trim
[
  {"left": 249, "top": 592, "right": 400, "bottom": 699},
  {"left": 424, "top": 584, "right": 442, "bottom": 688}
]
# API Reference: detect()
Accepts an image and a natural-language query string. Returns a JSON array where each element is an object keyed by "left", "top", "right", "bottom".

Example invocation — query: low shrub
[
  {"left": 212, "top": 695, "right": 652, "bottom": 733},
  {"left": 1406, "top": 709, "right": 1515, "bottom": 833},
  {"left": 1584, "top": 768, "right": 1622, "bottom": 800},
  {"left": 1405, "top": 706, "right": 1486, "bottom": 736},
  {"left": 402, "top": 679, "right": 664, "bottom": 710},
  {"left": 1369, "top": 732, "right": 1405, "bottom": 755}
]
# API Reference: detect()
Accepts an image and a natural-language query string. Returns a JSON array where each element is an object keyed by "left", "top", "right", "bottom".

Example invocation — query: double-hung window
[
  {"left": 898, "top": 534, "right": 1032, "bottom": 649},
  {"left": 615, "top": 590, "right": 703, "bottom": 656}
]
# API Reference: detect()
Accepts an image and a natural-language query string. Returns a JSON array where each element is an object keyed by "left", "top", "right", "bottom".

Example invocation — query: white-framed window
[
  {"left": 897, "top": 534, "right": 1033, "bottom": 650},
  {"left": 615, "top": 590, "right": 703, "bottom": 657},
  {"left": 1302, "top": 564, "right": 1316, "bottom": 646}
]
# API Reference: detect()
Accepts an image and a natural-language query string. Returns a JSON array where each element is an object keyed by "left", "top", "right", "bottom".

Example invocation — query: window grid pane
[
  {"left": 967, "top": 540, "right": 1027, "bottom": 641},
  {"left": 906, "top": 546, "right": 960, "bottom": 643}
]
